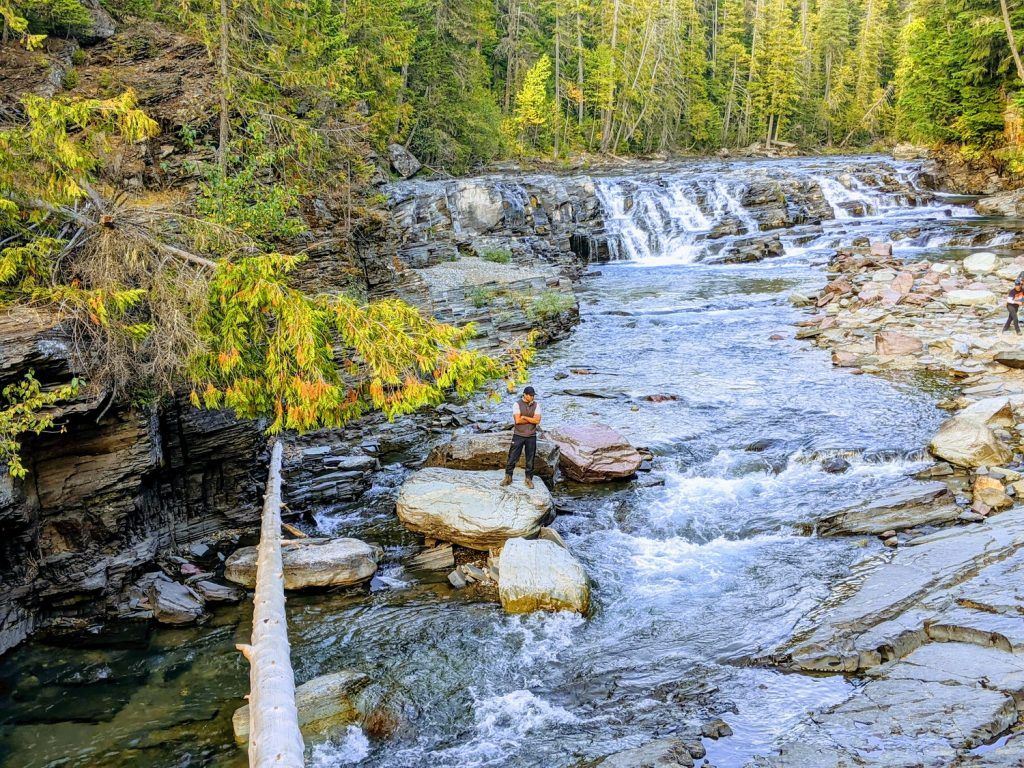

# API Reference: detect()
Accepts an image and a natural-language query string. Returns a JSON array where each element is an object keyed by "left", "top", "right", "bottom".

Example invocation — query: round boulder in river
[
  {"left": 497, "top": 537, "right": 590, "bottom": 615},
  {"left": 396, "top": 468, "right": 552, "bottom": 549},
  {"left": 224, "top": 537, "right": 380, "bottom": 590}
]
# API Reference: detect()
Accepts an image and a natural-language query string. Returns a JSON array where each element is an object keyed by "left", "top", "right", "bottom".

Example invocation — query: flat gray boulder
[
  {"left": 425, "top": 431, "right": 559, "bottom": 480},
  {"left": 224, "top": 537, "right": 379, "bottom": 590},
  {"left": 148, "top": 576, "right": 205, "bottom": 625},
  {"left": 396, "top": 468, "right": 551, "bottom": 549},
  {"left": 547, "top": 424, "right": 642, "bottom": 482},
  {"left": 597, "top": 738, "right": 695, "bottom": 767},
  {"left": 498, "top": 537, "right": 590, "bottom": 614},
  {"left": 233, "top": 670, "right": 370, "bottom": 744},
  {"left": 817, "top": 481, "right": 956, "bottom": 535}
]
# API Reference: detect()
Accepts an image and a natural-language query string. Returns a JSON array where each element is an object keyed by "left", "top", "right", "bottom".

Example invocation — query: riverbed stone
[
  {"left": 148, "top": 576, "right": 205, "bottom": 625},
  {"left": 497, "top": 537, "right": 590, "bottom": 614},
  {"left": 994, "top": 349, "right": 1024, "bottom": 369},
  {"left": 193, "top": 579, "right": 244, "bottom": 604},
  {"left": 424, "top": 431, "right": 559, "bottom": 480},
  {"left": 597, "top": 738, "right": 695, "bottom": 767},
  {"left": 788, "top": 507, "right": 1024, "bottom": 673},
  {"left": 396, "top": 468, "right": 552, "bottom": 549},
  {"left": 963, "top": 252, "right": 998, "bottom": 275},
  {"left": 547, "top": 424, "right": 642, "bottom": 482},
  {"left": 817, "top": 480, "right": 956, "bottom": 535},
  {"left": 929, "top": 411, "right": 1014, "bottom": 468},
  {"left": 224, "top": 537, "right": 380, "bottom": 590},
  {"left": 874, "top": 330, "right": 923, "bottom": 356},
  {"left": 945, "top": 289, "right": 997, "bottom": 306},
  {"left": 973, "top": 475, "right": 1013, "bottom": 510},
  {"left": 232, "top": 670, "right": 370, "bottom": 744}
]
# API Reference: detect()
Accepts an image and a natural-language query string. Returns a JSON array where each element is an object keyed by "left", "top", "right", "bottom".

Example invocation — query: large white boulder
[
  {"left": 963, "top": 252, "right": 998, "bottom": 275},
  {"left": 498, "top": 537, "right": 590, "bottom": 614},
  {"left": 945, "top": 289, "right": 997, "bottom": 306},
  {"left": 225, "top": 538, "right": 379, "bottom": 590},
  {"left": 929, "top": 410, "right": 1014, "bottom": 469},
  {"left": 396, "top": 468, "right": 552, "bottom": 549},
  {"left": 547, "top": 424, "right": 642, "bottom": 483}
]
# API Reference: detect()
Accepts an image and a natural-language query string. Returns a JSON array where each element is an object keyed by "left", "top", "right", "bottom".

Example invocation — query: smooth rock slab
[
  {"left": 498, "top": 537, "right": 590, "bottom": 614},
  {"left": 396, "top": 468, "right": 552, "bottom": 550},
  {"left": 424, "top": 431, "right": 559, "bottom": 480},
  {"left": 875, "top": 330, "right": 923, "bottom": 356},
  {"left": 945, "top": 289, "right": 997, "bottom": 306},
  {"left": 547, "top": 424, "right": 642, "bottom": 482},
  {"left": 789, "top": 508, "right": 1024, "bottom": 672},
  {"left": 224, "top": 538, "right": 379, "bottom": 590},
  {"left": 233, "top": 670, "right": 370, "bottom": 744},
  {"left": 817, "top": 480, "right": 955, "bottom": 535}
]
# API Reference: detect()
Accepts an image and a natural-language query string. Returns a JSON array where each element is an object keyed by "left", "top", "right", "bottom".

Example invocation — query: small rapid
[{"left": 0, "top": 155, "right": 999, "bottom": 768}]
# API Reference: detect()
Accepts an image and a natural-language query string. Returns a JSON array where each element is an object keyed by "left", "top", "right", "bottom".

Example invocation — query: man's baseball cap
[{"left": 523, "top": 386, "right": 536, "bottom": 396}]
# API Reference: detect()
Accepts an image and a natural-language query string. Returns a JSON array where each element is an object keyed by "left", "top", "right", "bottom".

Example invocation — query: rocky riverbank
[{"left": 756, "top": 241, "right": 1024, "bottom": 765}]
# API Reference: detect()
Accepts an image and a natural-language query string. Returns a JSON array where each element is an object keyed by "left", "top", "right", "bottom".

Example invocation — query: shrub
[
  {"left": 479, "top": 247, "right": 511, "bottom": 264},
  {"left": 526, "top": 290, "right": 575, "bottom": 320}
]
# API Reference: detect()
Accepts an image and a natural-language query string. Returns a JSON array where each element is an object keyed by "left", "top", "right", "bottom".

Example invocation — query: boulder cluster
[
  {"left": 793, "top": 242, "right": 1024, "bottom": 539},
  {"left": 398, "top": 423, "right": 644, "bottom": 615}
]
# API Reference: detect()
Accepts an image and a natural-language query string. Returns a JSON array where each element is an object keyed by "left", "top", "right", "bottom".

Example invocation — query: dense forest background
[{"left": 5, "top": 0, "right": 1024, "bottom": 172}]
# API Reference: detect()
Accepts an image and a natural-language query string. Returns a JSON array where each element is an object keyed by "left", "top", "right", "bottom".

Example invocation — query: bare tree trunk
[
  {"left": 600, "top": 0, "right": 621, "bottom": 152},
  {"left": 1000, "top": 0, "right": 1024, "bottom": 83},
  {"left": 741, "top": 0, "right": 762, "bottom": 145},
  {"left": 504, "top": 0, "right": 520, "bottom": 113},
  {"left": 217, "top": 0, "right": 230, "bottom": 175},
  {"left": 235, "top": 442, "right": 304, "bottom": 768},
  {"left": 722, "top": 59, "right": 738, "bottom": 143},
  {"left": 576, "top": 2, "right": 585, "bottom": 126},
  {"left": 554, "top": 0, "right": 561, "bottom": 158}
]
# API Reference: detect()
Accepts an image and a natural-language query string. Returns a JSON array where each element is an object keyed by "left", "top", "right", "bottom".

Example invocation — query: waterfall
[{"left": 388, "top": 156, "right": 971, "bottom": 269}]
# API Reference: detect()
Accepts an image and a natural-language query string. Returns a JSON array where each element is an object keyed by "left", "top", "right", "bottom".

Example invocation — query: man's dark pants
[{"left": 505, "top": 434, "right": 537, "bottom": 479}]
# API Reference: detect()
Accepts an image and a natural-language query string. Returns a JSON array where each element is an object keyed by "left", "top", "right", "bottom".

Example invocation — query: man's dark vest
[{"left": 514, "top": 398, "right": 537, "bottom": 437}]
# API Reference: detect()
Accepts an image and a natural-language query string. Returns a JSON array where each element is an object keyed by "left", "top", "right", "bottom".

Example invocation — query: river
[{"left": 0, "top": 156, "right": 999, "bottom": 767}]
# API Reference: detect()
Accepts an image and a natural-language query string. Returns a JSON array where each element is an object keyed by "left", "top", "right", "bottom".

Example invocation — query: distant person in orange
[
  {"left": 1004, "top": 278, "right": 1024, "bottom": 335},
  {"left": 500, "top": 386, "right": 541, "bottom": 489}
]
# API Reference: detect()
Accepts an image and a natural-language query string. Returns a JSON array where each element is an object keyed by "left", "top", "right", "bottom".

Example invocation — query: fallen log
[{"left": 235, "top": 441, "right": 305, "bottom": 767}]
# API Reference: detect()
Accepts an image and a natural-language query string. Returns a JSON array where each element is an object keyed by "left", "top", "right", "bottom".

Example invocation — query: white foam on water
[
  {"left": 430, "top": 689, "right": 580, "bottom": 767},
  {"left": 311, "top": 725, "right": 371, "bottom": 766},
  {"left": 507, "top": 610, "right": 587, "bottom": 666}
]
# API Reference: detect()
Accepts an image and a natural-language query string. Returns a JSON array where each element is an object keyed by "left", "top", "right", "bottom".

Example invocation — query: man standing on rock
[{"left": 501, "top": 386, "right": 541, "bottom": 489}]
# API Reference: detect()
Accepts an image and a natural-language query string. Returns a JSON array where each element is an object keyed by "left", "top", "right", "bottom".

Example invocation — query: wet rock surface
[
  {"left": 224, "top": 538, "right": 380, "bottom": 590},
  {"left": 232, "top": 669, "right": 371, "bottom": 744},
  {"left": 497, "top": 537, "right": 590, "bottom": 614},
  {"left": 396, "top": 468, "right": 553, "bottom": 549}
]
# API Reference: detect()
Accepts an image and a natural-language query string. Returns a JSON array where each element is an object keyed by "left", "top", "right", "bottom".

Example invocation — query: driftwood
[{"left": 235, "top": 441, "right": 305, "bottom": 767}]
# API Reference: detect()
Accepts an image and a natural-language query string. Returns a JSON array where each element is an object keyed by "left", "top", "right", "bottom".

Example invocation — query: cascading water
[{"left": 590, "top": 157, "right": 974, "bottom": 266}]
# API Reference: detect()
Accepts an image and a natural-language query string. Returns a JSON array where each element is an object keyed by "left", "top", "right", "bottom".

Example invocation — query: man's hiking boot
[
  {"left": 524, "top": 478, "right": 534, "bottom": 489},
  {"left": 500, "top": 475, "right": 512, "bottom": 487}
]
